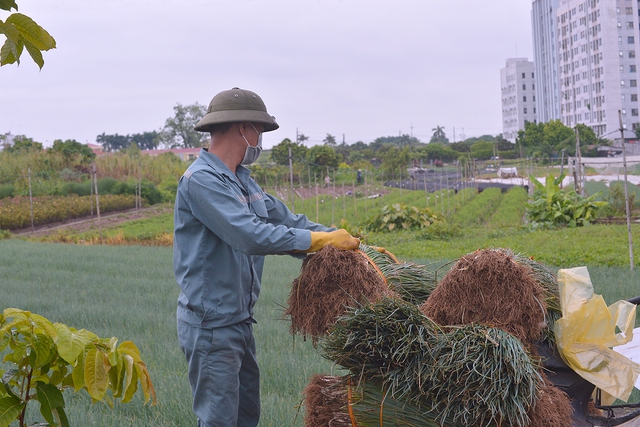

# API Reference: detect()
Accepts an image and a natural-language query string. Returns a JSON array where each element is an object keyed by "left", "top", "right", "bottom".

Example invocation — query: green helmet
[{"left": 194, "top": 87, "right": 279, "bottom": 132}]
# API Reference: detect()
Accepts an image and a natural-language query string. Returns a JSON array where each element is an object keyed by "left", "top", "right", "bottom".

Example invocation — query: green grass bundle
[
  {"left": 304, "top": 374, "right": 571, "bottom": 427},
  {"left": 322, "top": 297, "right": 544, "bottom": 427},
  {"left": 358, "top": 244, "right": 438, "bottom": 304}
]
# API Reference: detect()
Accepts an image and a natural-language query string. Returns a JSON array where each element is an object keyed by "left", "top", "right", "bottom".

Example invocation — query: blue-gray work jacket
[{"left": 173, "top": 148, "right": 329, "bottom": 329}]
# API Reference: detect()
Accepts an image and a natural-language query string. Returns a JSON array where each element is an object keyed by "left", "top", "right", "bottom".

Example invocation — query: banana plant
[
  {"left": 526, "top": 174, "right": 607, "bottom": 227},
  {"left": 0, "top": 308, "right": 156, "bottom": 427}
]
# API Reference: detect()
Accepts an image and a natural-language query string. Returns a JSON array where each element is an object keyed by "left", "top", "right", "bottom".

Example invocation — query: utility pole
[
  {"left": 574, "top": 126, "right": 583, "bottom": 195},
  {"left": 619, "top": 110, "right": 634, "bottom": 270},
  {"left": 288, "top": 146, "right": 295, "bottom": 213}
]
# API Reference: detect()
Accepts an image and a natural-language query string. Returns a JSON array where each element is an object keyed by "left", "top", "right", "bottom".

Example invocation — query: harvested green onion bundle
[
  {"left": 421, "top": 248, "right": 547, "bottom": 346},
  {"left": 322, "top": 297, "right": 543, "bottom": 427},
  {"left": 358, "top": 244, "right": 438, "bottom": 305},
  {"left": 304, "top": 374, "right": 571, "bottom": 427},
  {"left": 284, "top": 245, "right": 395, "bottom": 345}
]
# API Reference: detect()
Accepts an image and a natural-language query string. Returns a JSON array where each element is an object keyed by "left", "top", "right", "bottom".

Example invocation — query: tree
[
  {"left": 130, "top": 131, "right": 159, "bottom": 150},
  {"left": 417, "top": 144, "right": 459, "bottom": 163},
  {"left": 430, "top": 126, "right": 449, "bottom": 143},
  {"left": 5, "top": 135, "right": 42, "bottom": 153},
  {"left": 50, "top": 139, "right": 96, "bottom": 163},
  {"left": 380, "top": 146, "right": 411, "bottom": 175},
  {"left": 307, "top": 145, "right": 340, "bottom": 176},
  {"left": 159, "top": 103, "right": 209, "bottom": 148},
  {"left": 323, "top": 133, "right": 337, "bottom": 147},
  {"left": 297, "top": 133, "right": 309, "bottom": 143},
  {"left": 470, "top": 141, "right": 495, "bottom": 160},
  {"left": 270, "top": 138, "right": 308, "bottom": 166},
  {"left": 96, "top": 132, "right": 130, "bottom": 152},
  {"left": 0, "top": 1, "right": 56, "bottom": 69}
]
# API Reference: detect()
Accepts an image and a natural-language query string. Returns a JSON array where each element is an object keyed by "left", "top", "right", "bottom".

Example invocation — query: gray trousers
[{"left": 178, "top": 320, "right": 260, "bottom": 427}]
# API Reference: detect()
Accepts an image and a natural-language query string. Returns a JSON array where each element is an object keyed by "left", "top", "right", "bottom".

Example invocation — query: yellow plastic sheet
[{"left": 554, "top": 266, "right": 640, "bottom": 404}]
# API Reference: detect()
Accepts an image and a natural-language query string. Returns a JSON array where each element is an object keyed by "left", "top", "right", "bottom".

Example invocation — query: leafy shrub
[
  {"left": 0, "top": 308, "right": 155, "bottom": 427},
  {"left": 0, "top": 183, "right": 15, "bottom": 199},
  {"left": 526, "top": 174, "right": 607, "bottom": 227},
  {"left": 365, "top": 203, "right": 443, "bottom": 232},
  {"left": 158, "top": 177, "right": 179, "bottom": 203},
  {"left": 418, "top": 221, "right": 462, "bottom": 240}
]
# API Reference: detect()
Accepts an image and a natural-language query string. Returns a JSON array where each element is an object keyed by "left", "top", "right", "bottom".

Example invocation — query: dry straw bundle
[
  {"left": 284, "top": 245, "right": 395, "bottom": 345},
  {"left": 420, "top": 248, "right": 547, "bottom": 346},
  {"left": 285, "top": 244, "right": 437, "bottom": 344}
]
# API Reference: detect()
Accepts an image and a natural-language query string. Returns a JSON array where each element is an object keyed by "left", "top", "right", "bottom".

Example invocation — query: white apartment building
[
  {"left": 501, "top": 58, "right": 538, "bottom": 142},
  {"left": 532, "top": 0, "right": 562, "bottom": 122},
  {"left": 557, "top": 0, "right": 640, "bottom": 137}
]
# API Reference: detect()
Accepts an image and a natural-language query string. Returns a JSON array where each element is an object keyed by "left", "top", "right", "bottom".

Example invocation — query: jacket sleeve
[{"left": 186, "top": 170, "right": 312, "bottom": 255}]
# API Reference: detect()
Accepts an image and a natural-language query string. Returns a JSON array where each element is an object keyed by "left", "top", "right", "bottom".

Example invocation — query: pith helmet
[{"left": 194, "top": 87, "right": 279, "bottom": 132}]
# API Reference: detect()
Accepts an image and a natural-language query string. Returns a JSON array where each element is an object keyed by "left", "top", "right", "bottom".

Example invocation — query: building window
[
  {"left": 629, "top": 36, "right": 635, "bottom": 44},
  {"left": 622, "top": 80, "right": 626, "bottom": 86},
  {"left": 632, "top": 94, "right": 638, "bottom": 101},
  {"left": 532, "top": 83, "right": 535, "bottom": 90},
  {"left": 631, "top": 65, "right": 637, "bottom": 73},
  {"left": 626, "top": 7, "right": 633, "bottom": 15},
  {"left": 629, "top": 22, "right": 635, "bottom": 29},
  {"left": 522, "top": 84, "right": 526, "bottom": 90},
  {"left": 524, "top": 108, "right": 528, "bottom": 114},
  {"left": 632, "top": 80, "right": 638, "bottom": 87},
  {"left": 621, "top": 51, "right": 625, "bottom": 57},
  {"left": 532, "top": 72, "right": 535, "bottom": 78},
  {"left": 620, "top": 36, "right": 624, "bottom": 44},
  {"left": 631, "top": 51, "right": 637, "bottom": 58},
  {"left": 534, "top": 107, "right": 537, "bottom": 114},
  {"left": 619, "top": 22, "right": 623, "bottom": 28},
  {"left": 522, "top": 72, "right": 525, "bottom": 78},
  {"left": 523, "top": 96, "right": 527, "bottom": 102},
  {"left": 633, "top": 109, "right": 639, "bottom": 116}
]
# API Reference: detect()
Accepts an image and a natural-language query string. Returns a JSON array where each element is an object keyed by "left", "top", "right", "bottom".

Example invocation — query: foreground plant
[{"left": 0, "top": 308, "right": 156, "bottom": 427}]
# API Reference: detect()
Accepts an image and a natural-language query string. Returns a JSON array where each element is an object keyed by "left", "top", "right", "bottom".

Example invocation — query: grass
[{"left": 0, "top": 240, "right": 335, "bottom": 427}]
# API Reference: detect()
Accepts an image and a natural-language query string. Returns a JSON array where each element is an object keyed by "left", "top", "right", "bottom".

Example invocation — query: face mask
[{"left": 240, "top": 124, "right": 263, "bottom": 165}]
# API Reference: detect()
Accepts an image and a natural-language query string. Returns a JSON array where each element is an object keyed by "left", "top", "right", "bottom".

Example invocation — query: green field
[
  {"left": 3, "top": 238, "right": 640, "bottom": 426},
  {"left": 0, "top": 241, "right": 336, "bottom": 427}
]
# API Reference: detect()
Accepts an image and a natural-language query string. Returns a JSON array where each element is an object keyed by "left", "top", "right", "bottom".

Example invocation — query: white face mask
[{"left": 241, "top": 123, "right": 263, "bottom": 165}]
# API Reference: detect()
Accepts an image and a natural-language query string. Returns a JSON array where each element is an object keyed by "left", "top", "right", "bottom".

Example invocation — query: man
[{"left": 173, "top": 87, "right": 359, "bottom": 427}]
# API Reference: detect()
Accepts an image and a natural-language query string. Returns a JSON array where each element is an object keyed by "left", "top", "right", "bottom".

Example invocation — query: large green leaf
[
  {"left": 36, "top": 382, "right": 64, "bottom": 426},
  {"left": 0, "top": 0, "right": 18, "bottom": 12},
  {"left": 0, "top": 395, "right": 24, "bottom": 427},
  {"left": 5, "top": 13, "right": 55, "bottom": 51},
  {"left": 54, "top": 324, "right": 90, "bottom": 364},
  {"left": 84, "top": 348, "right": 110, "bottom": 402}
]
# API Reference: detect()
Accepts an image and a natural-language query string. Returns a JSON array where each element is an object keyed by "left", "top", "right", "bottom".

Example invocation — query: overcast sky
[{"left": 2, "top": 0, "right": 534, "bottom": 150}]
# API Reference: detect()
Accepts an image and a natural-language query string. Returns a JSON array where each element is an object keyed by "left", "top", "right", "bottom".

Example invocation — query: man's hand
[{"left": 307, "top": 229, "right": 360, "bottom": 253}]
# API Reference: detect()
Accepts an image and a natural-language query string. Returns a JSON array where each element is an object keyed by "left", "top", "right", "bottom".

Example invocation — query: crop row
[
  {"left": 0, "top": 194, "right": 137, "bottom": 230},
  {"left": 450, "top": 187, "right": 504, "bottom": 226}
]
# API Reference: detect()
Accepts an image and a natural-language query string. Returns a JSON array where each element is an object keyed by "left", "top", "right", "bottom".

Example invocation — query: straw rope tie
[
  {"left": 347, "top": 377, "right": 359, "bottom": 427},
  {"left": 356, "top": 249, "right": 388, "bottom": 285}
]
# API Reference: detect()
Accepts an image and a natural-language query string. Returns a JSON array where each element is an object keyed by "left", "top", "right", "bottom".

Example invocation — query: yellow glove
[{"left": 307, "top": 229, "right": 360, "bottom": 253}]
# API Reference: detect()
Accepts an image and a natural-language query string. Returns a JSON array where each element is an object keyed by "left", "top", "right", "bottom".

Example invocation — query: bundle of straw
[
  {"left": 420, "top": 248, "right": 547, "bottom": 346},
  {"left": 303, "top": 375, "right": 351, "bottom": 427},
  {"left": 322, "top": 297, "right": 543, "bottom": 427},
  {"left": 358, "top": 244, "right": 438, "bottom": 305},
  {"left": 284, "top": 245, "right": 395, "bottom": 345}
]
